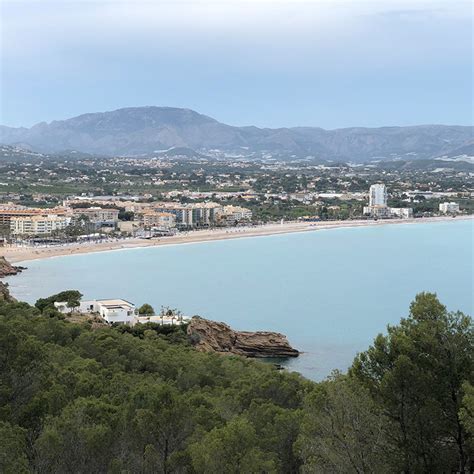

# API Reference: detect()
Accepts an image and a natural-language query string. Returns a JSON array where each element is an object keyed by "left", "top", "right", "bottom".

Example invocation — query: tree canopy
[
  {"left": 35, "top": 290, "right": 83, "bottom": 313},
  {"left": 0, "top": 291, "right": 472, "bottom": 472},
  {"left": 138, "top": 303, "right": 155, "bottom": 315}
]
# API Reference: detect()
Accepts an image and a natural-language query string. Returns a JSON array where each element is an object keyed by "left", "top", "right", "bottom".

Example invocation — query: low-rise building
[
  {"left": 54, "top": 298, "right": 190, "bottom": 326},
  {"left": 94, "top": 299, "right": 137, "bottom": 324},
  {"left": 363, "top": 205, "right": 391, "bottom": 219},
  {"left": 55, "top": 298, "right": 137, "bottom": 324},
  {"left": 117, "top": 220, "right": 140, "bottom": 233},
  {"left": 389, "top": 207, "right": 413, "bottom": 219},
  {"left": 363, "top": 206, "right": 413, "bottom": 219},
  {"left": 439, "top": 202, "right": 460, "bottom": 214},
  {"left": 135, "top": 314, "right": 190, "bottom": 325}
]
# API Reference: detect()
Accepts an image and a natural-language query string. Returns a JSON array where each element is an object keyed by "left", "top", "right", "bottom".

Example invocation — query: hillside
[
  {"left": 1, "top": 106, "right": 472, "bottom": 161},
  {"left": 0, "top": 290, "right": 472, "bottom": 472}
]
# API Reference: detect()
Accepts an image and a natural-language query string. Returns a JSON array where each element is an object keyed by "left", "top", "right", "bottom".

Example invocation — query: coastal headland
[
  {"left": 187, "top": 316, "right": 299, "bottom": 358},
  {"left": 1, "top": 215, "right": 471, "bottom": 264},
  {"left": 0, "top": 256, "right": 25, "bottom": 277}
]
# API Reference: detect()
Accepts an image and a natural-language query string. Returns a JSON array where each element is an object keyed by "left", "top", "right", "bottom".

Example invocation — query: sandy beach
[{"left": 1, "top": 215, "right": 472, "bottom": 264}]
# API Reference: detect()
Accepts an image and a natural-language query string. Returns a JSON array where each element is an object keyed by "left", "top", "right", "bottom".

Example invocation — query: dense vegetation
[{"left": 0, "top": 292, "right": 472, "bottom": 473}]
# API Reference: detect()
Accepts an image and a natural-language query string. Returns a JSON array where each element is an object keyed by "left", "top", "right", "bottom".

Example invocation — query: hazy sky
[{"left": 1, "top": 0, "right": 472, "bottom": 128}]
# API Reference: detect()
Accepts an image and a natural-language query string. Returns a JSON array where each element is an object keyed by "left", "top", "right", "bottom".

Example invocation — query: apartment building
[
  {"left": 219, "top": 205, "right": 253, "bottom": 225},
  {"left": 72, "top": 207, "right": 120, "bottom": 225},
  {"left": 10, "top": 215, "right": 72, "bottom": 235},
  {"left": 142, "top": 211, "right": 176, "bottom": 229},
  {"left": 369, "top": 184, "right": 388, "bottom": 207},
  {"left": 153, "top": 202, "right": 223, "bottom": 227},
  {"left": 363, "top": 184, "right": 412, "bottom": 219},
  {"left": 192, "top": 202, "right": 223, "bottom": 226},
  {"left": 0, "top": 206, "right": 70, "bottom": 227},
  {"left": 439, "top": 202, "right": 460, "bottom": 214}
]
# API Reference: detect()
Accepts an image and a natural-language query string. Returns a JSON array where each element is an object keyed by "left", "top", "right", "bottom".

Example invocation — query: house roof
[{"left": 96, "top": 299, "right": 135, "bottom": 308}]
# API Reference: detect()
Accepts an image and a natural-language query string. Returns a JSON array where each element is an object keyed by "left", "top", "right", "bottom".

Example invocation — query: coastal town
[
  {"left": 0, "top": 182, "right": 464, "bottom": 240},
  {"left": 0, "top": 149, "right": 471, "bottom": 255},
  {"left": 0, "top": 143, "right": 472, "bottom": 321}
]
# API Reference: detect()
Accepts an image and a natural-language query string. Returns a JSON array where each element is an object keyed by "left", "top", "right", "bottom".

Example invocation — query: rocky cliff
[
  {"left": 0, "top": 256, "right": 25, "bottom": 278},
  {"left": 187, "top": 316, "right": 299, "bottom": 358}
]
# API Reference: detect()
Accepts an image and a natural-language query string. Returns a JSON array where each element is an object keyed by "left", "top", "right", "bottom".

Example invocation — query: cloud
[
  {"left": 3, "top": 0, "right": 469, "bottom": 68},
  {"left": 1, "top": 0, "right": 471, "bottom": 127}
]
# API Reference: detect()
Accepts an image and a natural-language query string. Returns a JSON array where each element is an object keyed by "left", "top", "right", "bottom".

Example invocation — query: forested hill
[{"left": 0, "top": 291, "right": 473, "bottom": 472}]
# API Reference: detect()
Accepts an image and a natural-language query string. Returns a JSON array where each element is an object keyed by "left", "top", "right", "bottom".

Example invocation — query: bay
[{"left": 5, "top": 219, "right": 473, "bottom": 381}]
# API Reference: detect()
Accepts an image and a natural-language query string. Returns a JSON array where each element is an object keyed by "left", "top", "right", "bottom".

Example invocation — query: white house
[
  {"left": 93, "top": 299, "right": 137, "bottom": 324},
  {"left": 54, "top": 300, "right": 95, "bottom": 314},
  {"left": 54, "top": 298, "right": 137, "bottom": 324}
]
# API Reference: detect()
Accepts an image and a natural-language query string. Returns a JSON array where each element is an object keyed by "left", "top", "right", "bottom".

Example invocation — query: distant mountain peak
[{"left": 0, "top": 106, "right": 472, "bottom": 161}]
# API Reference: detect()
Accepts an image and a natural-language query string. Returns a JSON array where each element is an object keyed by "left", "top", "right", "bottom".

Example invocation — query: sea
[{"left": 5, "top": 219, "right": 473, "bottom": 381}]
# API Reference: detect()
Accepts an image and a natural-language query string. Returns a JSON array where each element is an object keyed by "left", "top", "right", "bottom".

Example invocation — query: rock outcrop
[
  {"left": 0, "top": 256, "right": 25, "bottom": 278},
  {"left": 187, "top": 317, "right": 299, "bottom": 358}
]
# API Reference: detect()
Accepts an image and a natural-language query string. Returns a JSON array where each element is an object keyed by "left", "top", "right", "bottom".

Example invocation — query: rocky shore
[
  {"left": 0, "top": 256, "right": 25, "bottom": 278},
  {"left": 187, "top": 316, "right": 299, "bottom": 358}
]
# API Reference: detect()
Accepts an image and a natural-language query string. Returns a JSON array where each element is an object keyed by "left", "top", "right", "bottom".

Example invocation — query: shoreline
[{"left": 1, "top": 215, "right": 472, "bottom": 265}]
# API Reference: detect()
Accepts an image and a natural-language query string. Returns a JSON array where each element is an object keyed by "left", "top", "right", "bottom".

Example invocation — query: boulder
[{"left": 187, "top": 316, "right": 299, "bottom": 358}]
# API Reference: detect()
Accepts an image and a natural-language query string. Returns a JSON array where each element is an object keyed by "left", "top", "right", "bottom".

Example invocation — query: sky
[{"left": 0, "top": 0, "right": 472, "bottom": 129}]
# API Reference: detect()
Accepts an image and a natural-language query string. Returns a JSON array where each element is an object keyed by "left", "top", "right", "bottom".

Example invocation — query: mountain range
[{"left": 1, "top": 106, "right": 472, "bottom": 161}]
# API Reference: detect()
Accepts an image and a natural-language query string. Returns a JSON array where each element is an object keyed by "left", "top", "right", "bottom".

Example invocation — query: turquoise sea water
[{"left": 5, "top": 220, "right": 473, "bottom": 381}]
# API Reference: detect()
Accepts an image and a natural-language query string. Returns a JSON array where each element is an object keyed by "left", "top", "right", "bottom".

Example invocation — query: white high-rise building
[
  {"left": 364, "top": 183, "right": 412, "bottom": 219},
  {"left": 369, "top": 184, "right": 387, "bottom": 207}
]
